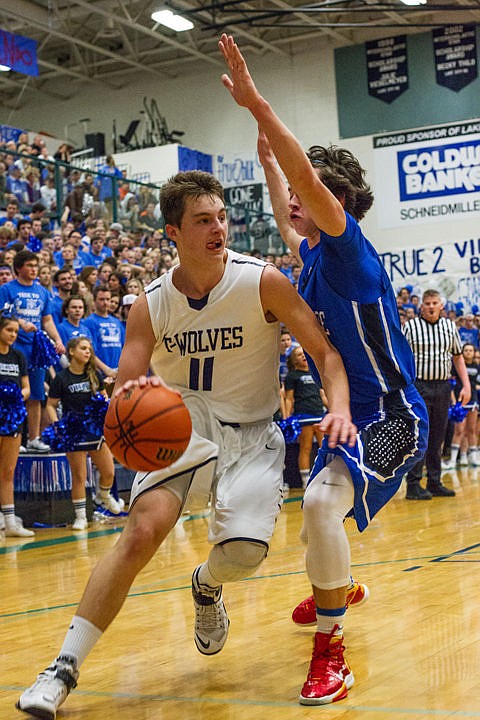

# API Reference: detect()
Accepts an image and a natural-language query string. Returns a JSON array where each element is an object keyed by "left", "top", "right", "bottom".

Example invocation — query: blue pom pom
[
  {"left": 41, "top": 394, "right": 110, "bottom": 451},
  {"left": 0, "top": 382, "right": 27, "bottom": 435},
  {"left": 448, "top": 402, "right": 469, "bottom": 423},
  {"left": 84, "top": 393, "right": 109, "bottom": 436},
  {"left": 42, "top": 412, "right": 83, "bottom": 451},
  {"left": 472, "top": 305, "right": 479, "bottom": 314},
  {"left": 30, "top": 330, "right": 59, "bottom": 369},
  {"left": 277, "top": 415, "right": 324, "bottom": 443},
  {"left": 278, "top": 417, "right": 302, "bottom": 443}
]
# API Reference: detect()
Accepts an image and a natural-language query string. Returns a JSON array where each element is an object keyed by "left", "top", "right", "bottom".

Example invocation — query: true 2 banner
[{"left": 380, "top": 237, "right": 480, "bottom": 312}]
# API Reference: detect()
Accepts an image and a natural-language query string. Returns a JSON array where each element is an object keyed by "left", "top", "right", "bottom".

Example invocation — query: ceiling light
[
  {"left": 0, "top": 64, "right": 11, "bottom": 72},
  {"left": 151, "top": 9, "right": 194, "bottom": 31},
  {"left": 399, "top": 0, "right": 427, "bottom": 5}
]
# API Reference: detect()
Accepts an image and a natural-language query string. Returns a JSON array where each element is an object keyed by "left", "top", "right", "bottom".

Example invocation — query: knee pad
[{"left": 208, "top": 539, "right": 268, "bottom": 584}]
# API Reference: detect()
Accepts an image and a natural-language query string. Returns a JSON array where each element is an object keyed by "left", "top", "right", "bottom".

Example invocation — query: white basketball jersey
[{"left": 145, "top": 250, "right": 280, "bottom": 423}]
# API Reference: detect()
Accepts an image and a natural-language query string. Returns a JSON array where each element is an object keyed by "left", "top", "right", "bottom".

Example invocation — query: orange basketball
[{"left": 104, "top": 384, "right": 192, "bottom": 472}]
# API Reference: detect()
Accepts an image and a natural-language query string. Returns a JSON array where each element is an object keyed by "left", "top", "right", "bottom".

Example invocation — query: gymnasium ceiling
[{"left": 1, "top": 0, "right": 479, "bottom": 112}]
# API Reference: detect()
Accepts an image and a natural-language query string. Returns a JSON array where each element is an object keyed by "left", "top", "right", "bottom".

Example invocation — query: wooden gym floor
[{"left": 1, "top": 465, "right": 479, "bottom": 720}]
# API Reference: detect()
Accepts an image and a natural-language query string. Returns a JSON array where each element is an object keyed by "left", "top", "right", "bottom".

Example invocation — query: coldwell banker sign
[{"left": 373, "top": 120, "right": 480, "bottom": 229}]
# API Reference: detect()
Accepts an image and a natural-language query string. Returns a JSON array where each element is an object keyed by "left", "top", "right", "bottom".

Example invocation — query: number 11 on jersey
[{"left": 189, "top": 357, "right": 214, "bottom": 391}]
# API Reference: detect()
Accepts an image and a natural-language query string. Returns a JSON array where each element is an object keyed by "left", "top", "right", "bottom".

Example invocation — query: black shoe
[
  {"left": 426, "top": 483, "right": 455, "bottom": 497},
  {"left": 406, "top": 484, "right": 433, "bottom": 500}
]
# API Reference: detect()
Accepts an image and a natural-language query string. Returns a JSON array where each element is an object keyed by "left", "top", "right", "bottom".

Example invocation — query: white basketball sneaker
[
  {"left": 16, "top": 654, "right": 79, "bottom": 719},
  {"left": 192, "top": 565, "right": 230, "bottom": 655},
  {"left": 97, "top": 493, "right": 123, "bottom": 514}
]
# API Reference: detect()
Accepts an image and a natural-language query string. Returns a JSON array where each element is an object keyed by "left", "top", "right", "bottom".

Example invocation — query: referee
[{"left": 403, "top": 289, "right": 470, "bottom": 499}]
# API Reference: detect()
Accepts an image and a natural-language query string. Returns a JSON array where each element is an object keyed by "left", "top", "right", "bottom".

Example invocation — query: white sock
[
  {"left": 58, "top": 615, "right": 103, "bottom": 669},
  {"left": 300, "top": 469, "right": 310, "bottom": 489},
  {"left": 98, "top": 486, "right": 111, "bottom": 501},
  {"left": 316, "top": 607, "right": 346, "bottom": 636},
  {"left": 73, "top": 499, "right": 87, "bottom": 520},
  {"left": 196, "top": 562, "right": 220, "bottom": 590},
  {"left": 450, "top": 444, "right": 460, "bottom": 461},
  {"left": 2, "top": 504, "right": 16, "bottom": 529}
]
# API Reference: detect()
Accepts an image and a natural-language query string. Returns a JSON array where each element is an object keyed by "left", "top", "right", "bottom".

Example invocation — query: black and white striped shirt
[{"left": 403, "top": 316, "right": 462, "bottom": 381}]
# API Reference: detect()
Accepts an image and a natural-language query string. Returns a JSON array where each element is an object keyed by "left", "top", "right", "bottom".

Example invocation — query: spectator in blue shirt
[
  {"left": 458, "top": 314, "right": 479, "bottom": 348},
  {"left": 0, "top": 250, "right": 65, "bottom": 451},
  {"left": 83, "top": 285, "right": 124, "bottom": 383}
]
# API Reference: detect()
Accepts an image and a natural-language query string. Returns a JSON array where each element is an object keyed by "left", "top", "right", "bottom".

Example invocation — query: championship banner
[
  {"left": 0, "top": 29, "right": 38, "bottom": 77},
  {"left": 365, "top": 35, "right": 408, "bottom": 104},
  {"left": 379, "top": 237, "right": 480, "bottom": 313},
  {"left": 433, "top": 25, "right": 477, "bottom": 92},
  {"left": 373, "top": 120, "right": 480, "bottom": 229}
]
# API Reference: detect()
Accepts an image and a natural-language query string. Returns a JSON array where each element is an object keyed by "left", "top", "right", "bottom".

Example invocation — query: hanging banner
[
  {"left": 433, "top": 25, "right": 477, "bottom": 92},
  {"left": 379, "top": 236, "right": 480, "bottom": 315},
  {"left": 373, "top": 119, "right": 480, "bottom": 229},
  {"left": 177, "top": 146, "right": 212, "bottom": 173},
  {"left": 365, "top": 35, "right": 408, "bottom": 104},
  {"left": 0, "top": 29, "right": 38, "bottom": 77}
]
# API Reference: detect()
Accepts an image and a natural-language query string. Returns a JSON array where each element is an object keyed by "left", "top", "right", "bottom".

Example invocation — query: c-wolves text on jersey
[{"left": 163, "top": 326, "right": 243, "bottom": 355}]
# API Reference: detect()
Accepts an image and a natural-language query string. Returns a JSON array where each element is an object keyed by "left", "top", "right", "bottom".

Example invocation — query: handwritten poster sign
[
  {"left": 433, "top": 25, "right": 477, "bottom": 92},
  {"left": 379, "top": 236, "right": 480, "bottom": 314},
  {"left": 0, "top": 30, "right": 38, "bottom": 77},
  {"left": 224, "top": 183, "right": 263, "bottom": 213},
  {"left": 366, "top": 35, "right": 408, "bottom": 104}
]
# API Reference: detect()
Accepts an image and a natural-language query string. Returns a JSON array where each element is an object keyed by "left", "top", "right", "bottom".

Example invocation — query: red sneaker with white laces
[
  {"left": 292, "top": 580, "right": 369, "bottom": 626},
  {"left": 299, "top": 626, "right": 354, "bottom": 705}
]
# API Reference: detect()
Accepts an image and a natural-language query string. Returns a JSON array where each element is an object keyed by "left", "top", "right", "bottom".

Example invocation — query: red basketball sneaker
[
  {"left": 292, "top": 580, "right": 369, "bottom": 626},
  {"left": 299, "top": 626, "right": 354, "bottom": 705}
]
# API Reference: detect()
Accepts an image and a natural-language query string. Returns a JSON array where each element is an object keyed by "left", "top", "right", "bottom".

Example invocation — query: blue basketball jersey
[{"left": 299, "top": 212, "right": 416, "bottom": 421}]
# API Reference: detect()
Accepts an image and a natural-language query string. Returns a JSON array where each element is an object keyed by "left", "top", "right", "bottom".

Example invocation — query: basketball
[{"left": 104, "top": 384, "right": 192, "bottom": 472}]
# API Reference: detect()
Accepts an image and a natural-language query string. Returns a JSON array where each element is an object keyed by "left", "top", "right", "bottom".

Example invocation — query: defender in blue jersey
[{"left": 220, "top": 34, "right": 429, "bottom": 707}]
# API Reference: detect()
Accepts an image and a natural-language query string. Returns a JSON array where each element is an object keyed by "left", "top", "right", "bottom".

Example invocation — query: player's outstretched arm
[
  {"left": 219, "top": 33, "right": 345, "bottom": 237},
  {"left": 257, "top": 130, "right": 302, "bottom": 263},
  {"left": 260, "top": 266, "right": 356, "bottom": 448}
]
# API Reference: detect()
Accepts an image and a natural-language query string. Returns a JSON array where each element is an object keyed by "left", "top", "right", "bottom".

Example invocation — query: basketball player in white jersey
[{"left": 17, "top": 170, "right": 356, "bottom": 720}]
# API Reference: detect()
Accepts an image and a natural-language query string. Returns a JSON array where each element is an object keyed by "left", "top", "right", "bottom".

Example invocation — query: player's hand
[
  {"left": 219, "top": 33, "right": 262, "bottom": 110},
  {"left": 114, "top": 375, "right": 180, "bottom": 397},
  {"left": 257, "top": 129, "right": 276, "bottom": 169},
  {"left": 317, "top": 413, "right": 357, "bottom": 448}
]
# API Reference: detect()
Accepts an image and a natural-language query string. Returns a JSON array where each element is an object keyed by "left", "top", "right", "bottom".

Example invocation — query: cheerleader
[
  {"left": 46, "top": 337, "right": 122, "bottom": 530},
  {"left": 284, "top": 345, "right": 327, "bottom": 489},
  {"left": 446, "top": 342, "right": 480, "bottom": 467},
  {"left": 0, "top": 311, "right": 33, "bottom": 537}
]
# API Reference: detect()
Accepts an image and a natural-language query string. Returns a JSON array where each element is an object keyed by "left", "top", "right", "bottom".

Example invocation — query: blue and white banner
[
  {"left": 373, "top": 120, "right": 480, "bottom": 228},
  {"left": 0, "top": 29, "right": 38, "bottom": 77},
  {"left": 0, "top": 124, "right": 25, "bottom": 144},
  {"left": 380, "top": 237, "right": 480, "bottom": 313}
]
